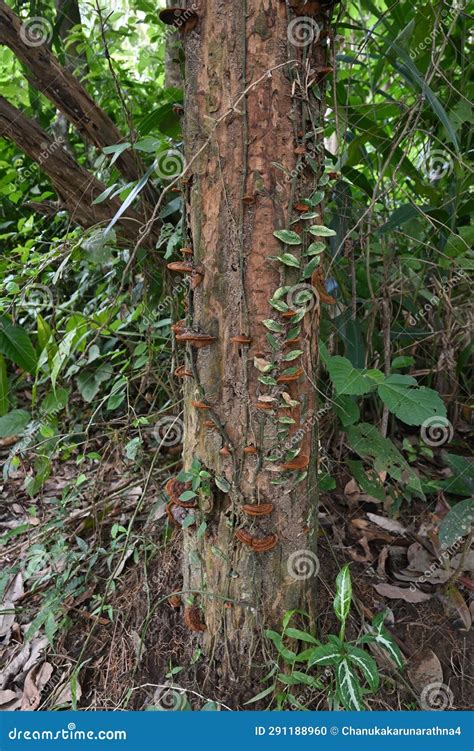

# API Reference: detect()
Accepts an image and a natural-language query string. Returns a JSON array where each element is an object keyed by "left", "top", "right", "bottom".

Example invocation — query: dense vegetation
[{"left": 0, "top": 0, "right": 471, "bottom": 712}]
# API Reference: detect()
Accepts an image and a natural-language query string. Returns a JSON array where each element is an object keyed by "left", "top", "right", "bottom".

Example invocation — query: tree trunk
[
  {"left": 176, "top": 0, "right": 332, "bottom": 695},
  {"left": 0, "top": 0, "right": 155, "bottom": 201},
  {"left": 0, "top": 96, "right": 151, "bottom": 243}
]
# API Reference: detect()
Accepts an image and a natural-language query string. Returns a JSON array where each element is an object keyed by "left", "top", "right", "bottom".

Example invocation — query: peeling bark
[{"left": 177, "top": 0, "right": 332, "bottom": 692}]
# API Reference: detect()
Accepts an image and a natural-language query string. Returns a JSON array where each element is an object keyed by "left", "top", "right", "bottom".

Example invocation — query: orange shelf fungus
[
  {"left": 243, "top": 446, "right": 258, "bottom": 455},
  {"left": 183, "top": 605, "right": 206, "bottom": 632},
  {"left": 277, "top": 368, "right": 304, "bottom": 383},
  {"left": 242, "top": 503, "right": 273, "bottom": 517},
  {"left": 191, "top": 400, "right": 210, "bottom": 410},
  {"left": 219, "top": 446, "right": 231, "bottom": 457},
  {"left": 235, "top": 529, "right": 278, "bottom": 552},
  {"left": 165, "top": 477, "right": 197, "bottom": 508},
  {"left": 174, "top": 365, "right": 192, "bottom": 378},
  {"left": 167, "top": 260, "right": 194, "bottom": 274},
  {"left": 230, "top": 334, "right": 252, "bottom": 345},
  {"left": 180, "top": 246, "right": 194, "bottom": 256},
  {"left": 175, "top": 331, "right": 216, "bottom": 348},
  {"left": 279, "top": 454, "right": 309, "bottom": 471}
]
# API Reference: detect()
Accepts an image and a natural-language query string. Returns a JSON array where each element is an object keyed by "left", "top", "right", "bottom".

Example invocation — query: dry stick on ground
[
  {"left": 0, "top": 0, "right": 157, "bottom": 206},
  {"left": 0, "top": 95, "right": 152, "bottom": 244}
]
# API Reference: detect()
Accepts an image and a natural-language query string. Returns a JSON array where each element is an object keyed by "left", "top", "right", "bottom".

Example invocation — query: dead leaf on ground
[
  {"left": 348, "top": 535, "right": 373, "bottom": 563},
  {"left": 437, "top": 588, "right": 472, "bottom": 632},
  {"left": 20, "top": 661, "right": 53, "bottom": 710},
  {"left": 0, "top": 689, "right": 22, "bottom": 710},
  {"left": 408, "top": 648, "right": 443, "bottom": 694},
  {"left": 373, "top": 583, "right": 432, "bottom": 603},
  {"left": 366, "top": 513, "right": 407, "bottom": 535}
]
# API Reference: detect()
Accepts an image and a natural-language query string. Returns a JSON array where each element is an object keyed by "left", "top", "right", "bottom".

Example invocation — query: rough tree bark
[
  {"left": 174, "top": 0, "right": 334, "bottom": 695},
  {"left": 0, "top": 96, "right": 151, "bottom": 243},
  {"left": 0, "top": 0, "right": 155, "bottom": 201}
]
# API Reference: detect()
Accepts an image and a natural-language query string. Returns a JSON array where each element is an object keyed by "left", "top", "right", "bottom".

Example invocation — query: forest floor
[{"left": 1, "top": 415, "right": 472, "bottom": 712}]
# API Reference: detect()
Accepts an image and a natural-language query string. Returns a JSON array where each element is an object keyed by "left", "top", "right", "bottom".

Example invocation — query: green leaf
[
  {"left": 282, "top": 349, "right": 303, "bottom": 361},
  {"left": 347, "top": 646, "right": 379, "bottom": 691},
  {"left": 301, "top": 256, "right": 321, "bottom": 278},
  {"left": 336, "top": 659, "right": 364, "bottom": 710},
  {"left": 306, "top": 644, "right": 343, "bottom": 667},
  {"left": 215, "top": 476, "right": 230, "bottom": 493},
  {"left": 0, "top": 409, "right": 31, "bottom": 438},
  {"left": 334, "top": 564, "right": 352, "bottom": 625},
  {"left": 179, "top": 490, "right": 197, "bottom": 501},
  {"left": 284, "top": 628, "right": 318, "bottom": 644},
  {"left": 346, "top": 423, "right": 424, "bottom": 498},
  {"left": 346, "top": 460, "right": 386, "bottom": 501},
  {"left": 439, "top": 498, "right": 474, "bottom": 548},
  {"left": 262, "top": 319, "right": 285, "bottom": 333},
  {"left": 377, "top": 375, "right": 446, "bottom": 426},
  {"left": 333, "top": 394, "right": 360, "bottom": 427},
  {"left": 243, "top": 683, "right": 276, "bottom": 705},
  {"left": 308, "top": 225, "right": 336, "bottom": 237},
  {"left": 277, "top": 253, "right": 300, "bottom": 268},
  {"left": 320, "top": 346, "right": 379, "bottom": 396},
  {"left": 304, "top": 242, "right": 326, "bottom": 256},
  {"left": 265, "top": 629, "right": 297, "bottom": 662},
  {"left": 273, "top": 229, "right": 302, "bottom": 245},
  {"left": 0, "top": 354, "right": 9, "bottom": 416},
  {"left": 0, "top": 315, "right": 38, "bottom": 375}
]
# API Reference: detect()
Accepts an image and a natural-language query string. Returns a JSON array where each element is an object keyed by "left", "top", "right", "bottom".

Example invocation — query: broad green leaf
[
  {"left": 215, "top": 476, "right": 230, "bottom": 493},
  {"left": 334, "top": 564, "right": 352, "bottom": 625},
  {"left": 306, "top": 644, "right": 342, "bottom": 667},
  {"left": 273, "top": 230, "right": 301, "bottom": 245},
  {"left": 0, "top": 409, "right": 31, "bottom": 438},
  {"left": 336, "top": 659, "right": 364, "bottom": 710},
  {"left": 284, "top": 628, "right": 318, "bottom": 644},
  {"left": 347, "top": 646, "right": 379, "bottom": 691},
  {"left": 346, "top": 423, "right": 424, "bottom": 498},
  {"left": 262, "top": 319, "right": 285, "bottom": 333},
  {"left": 301, "top": 256, "right": 321, "bottom": 278},
  {"left": 0, "top": 315, "right": 38, "bottom": 375},
  {"left": 277, "top": 253, "right": 300, "bottom": 268},
  {"left": 439, "top": 498, "right": 474, "bottom": 548},
  {"left": 320, "top": 345, "right": 379, "bottom": 396},
  {"left": 304, "top": 242, "right": 326, "bottom": 256},
  {"left": 282, "top": 350, "right": 303, "bottom": 361},
  {"left": 333, "top": 394, "right": 360, "bottom": 427},
  {"left": 377, "top": 374, "right": 446, "bottom": 426},
  {"left": 308, "top": 225, "right": 336, "bottom": 237},
  {"left": 346, "top": 460, "right": 386, "bottom": 501},
  {"left": 243, "top": 684, "right": 276, "bottom": 705}
]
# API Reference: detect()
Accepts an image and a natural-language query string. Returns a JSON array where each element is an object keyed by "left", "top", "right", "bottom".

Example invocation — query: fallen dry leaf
[
  {"left": 0, "top": 689, "right": 22, "bottom": 711},
  {"left": 373, "top": 583, "right": 432, "bottom": 603},
  {"left": 366, "top": 513, "right": 407, "bottom": 535},
  {"left": 408, "top": 649, "right": 443, "bottom": 694},
  {"left": 437, "top": 588, "right": 472, "bottom": 632},
  {"left": 54, "top": 679, "right": 82, "bottom": 707},
  {"left": 21, "top": 662, "right": 53, "bottom": 711}
]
